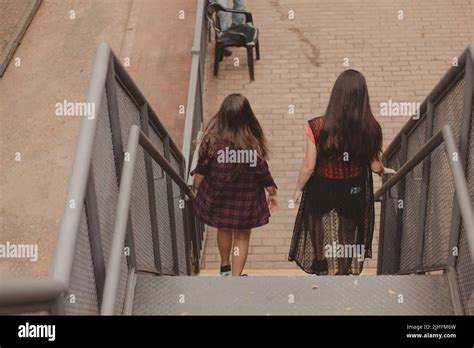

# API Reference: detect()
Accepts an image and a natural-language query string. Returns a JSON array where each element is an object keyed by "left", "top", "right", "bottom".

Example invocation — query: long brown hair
[
  {"left": 200, "top": 93, "right": 269, "bottom": 179},
  {"left": 318, "top": 69, "right": 382, "bottom": 164}
]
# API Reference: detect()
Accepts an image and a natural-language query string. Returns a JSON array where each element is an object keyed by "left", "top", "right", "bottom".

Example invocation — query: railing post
[
  {"left": 101, "top": 125, "right": 141, "bottom": 315},
  {"left": 140, "top": 103, "right": 162, "bottom": 274},
  {"left": 394, "top": 133, "right": 408, "bottom": 274},
  {"left": 415, "top": 102, "right": 434, "bottom": 273},
  {"left": 179, "top": 159, "right": 193, "bottom": 275},
  {"left": 376, "top": 190, "right": 387, "bottom": 275},
  {"left": 164, "top": 136, "right": 180, "bottom": 275},
  {"left": 84, "top": 166, "right": 107, "bottom": 307},
  {"left": 106, "top": 56, "right": 137, "bottom": 269},
  {"left": 445, "top": 51, "right": 473, "bottom": 315},
  {"left": 447, "top": 50, "right": 473, "bottom": 269}
]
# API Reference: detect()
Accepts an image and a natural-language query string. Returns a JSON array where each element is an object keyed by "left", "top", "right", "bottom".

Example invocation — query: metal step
[{"left": 131, "top": 274, "right": 454, "bottom": 315}]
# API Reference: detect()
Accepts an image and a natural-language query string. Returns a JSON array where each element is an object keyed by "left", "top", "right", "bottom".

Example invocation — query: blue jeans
[{"left": 216, "top": 0, "right": 246, "bottom": 30}]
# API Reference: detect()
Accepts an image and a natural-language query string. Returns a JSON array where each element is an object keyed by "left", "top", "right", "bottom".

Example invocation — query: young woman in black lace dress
[{"left": 289, "top": 69, "right": 395, "bottom": 275}]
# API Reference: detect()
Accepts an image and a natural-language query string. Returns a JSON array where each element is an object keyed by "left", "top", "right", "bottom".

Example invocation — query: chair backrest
[{"left": 206, "top": 2, "right": 225, "bottom": 33}]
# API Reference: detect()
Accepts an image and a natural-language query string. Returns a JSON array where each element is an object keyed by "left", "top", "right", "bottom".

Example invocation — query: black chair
[{"left": 206, "top": 2, "right": 260, "bottom": 81}]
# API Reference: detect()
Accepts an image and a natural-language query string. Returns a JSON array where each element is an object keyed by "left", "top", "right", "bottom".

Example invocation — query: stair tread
[{"left": 131, "top": 274, "right": 454, "bottom": 315}]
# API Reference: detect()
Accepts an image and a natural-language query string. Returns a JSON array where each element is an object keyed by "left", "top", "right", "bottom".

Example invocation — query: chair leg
[
  {"left": 219, "top": 46, "right": 224, "bottom": 62},
  {"left": 214, "top": 43, "right": 220, "bottom": 77},
  {"left": 256, "top": 40, "right": 260, "bottom": 60},
  {"left": 247, "top": 47, "right": 254, "bottom": 81}
]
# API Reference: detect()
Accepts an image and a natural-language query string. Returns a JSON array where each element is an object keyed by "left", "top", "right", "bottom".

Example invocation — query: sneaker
[{"left": 220, "top": 265, "right": 231, "bottom": 276}]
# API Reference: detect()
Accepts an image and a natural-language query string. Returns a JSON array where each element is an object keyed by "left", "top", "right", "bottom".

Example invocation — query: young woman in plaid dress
[
  {"left": 289, "top": 69, "right": 396, "bottom": 275},
  {"left": 191, "top": 94, "right": 278, "bottom": 276}
]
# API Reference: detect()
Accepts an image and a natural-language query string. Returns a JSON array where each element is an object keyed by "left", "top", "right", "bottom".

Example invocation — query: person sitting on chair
[{"left": 216, "top": 0, "right": 246, "bottom": 56}]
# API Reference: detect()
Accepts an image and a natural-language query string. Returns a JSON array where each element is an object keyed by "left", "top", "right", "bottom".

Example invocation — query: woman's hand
[
  {"left": 292, "top": 190, "right": 303, "bottom": 205},
  {"left": 268, "top": 193, "right": 278, "bottom": 212},
  {"left": 383, "top": 167, "right": 396, "bottom": 174}
]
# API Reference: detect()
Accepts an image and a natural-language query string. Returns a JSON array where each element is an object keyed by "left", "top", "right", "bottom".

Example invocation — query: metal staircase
[{"left": 0, "top": 0, "right": 473, "bottom": 316}]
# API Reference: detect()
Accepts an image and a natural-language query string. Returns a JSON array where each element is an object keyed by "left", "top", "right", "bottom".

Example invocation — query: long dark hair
[
  {"left": 318, "top": 69, "right": 382, "bottom": 164},
  {"left": 200, "top": 93, "right": 268, "bottom": 179}
]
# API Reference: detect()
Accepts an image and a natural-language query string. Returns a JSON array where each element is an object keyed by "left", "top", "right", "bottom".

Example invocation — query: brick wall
[{"left": 201, "top": 0, "right": 474, "bottom": 272}]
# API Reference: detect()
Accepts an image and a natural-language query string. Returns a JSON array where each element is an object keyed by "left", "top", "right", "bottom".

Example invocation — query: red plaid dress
[{"left": 190, "top": 139, "right": 277, "bottom": 230}]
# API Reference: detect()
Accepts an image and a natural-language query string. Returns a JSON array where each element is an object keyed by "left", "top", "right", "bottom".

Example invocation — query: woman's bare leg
[
  {"left": 217, "top": 228, "right": 233, "bottom": 267},
  {"left": 231, "top": 229, "right": 252, "bottom": 276}
]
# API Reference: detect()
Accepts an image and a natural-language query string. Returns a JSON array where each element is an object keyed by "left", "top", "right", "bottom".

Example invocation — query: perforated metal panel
[
  {"left": 400, "top": 121, "right": 425, "bottom": 273},
  {"left": 65, "top": 207, "right": 99, "bottom": 315},
  {"left": 423, "top": 78, "right": 464, "bottom": 269},
  {"left": 379, "top": 152, "right": 401, "bottom": 274}
]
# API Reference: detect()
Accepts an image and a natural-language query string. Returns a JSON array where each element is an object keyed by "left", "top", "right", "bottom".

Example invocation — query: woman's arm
[
  {"left": 193, "top": 173, "right": 204, "bottom": 190},
  {"left": 371, "top": 152, "right": 396, "bottom": 175},
  {"left": 293, "top": 134, "right": 317, "bottom": 202}
]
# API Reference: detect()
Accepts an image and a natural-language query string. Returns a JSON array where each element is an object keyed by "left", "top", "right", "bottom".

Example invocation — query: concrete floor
[{"left": 0, "top": 0, "right": 196, "bottom": 279}]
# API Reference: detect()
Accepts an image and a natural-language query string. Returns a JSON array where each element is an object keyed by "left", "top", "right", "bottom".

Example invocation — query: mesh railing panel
[
  {"left": 171, "top": 156, "right": 188, "bottom": 275},
  {"left": 114, "top": 247, "right": 129, "bottom": 314},
  {"left": 399, "top": 120, "right": 426, "bottom": 272},
  {"left": 130, "top": 147, "right": 156, "bottom": 270},
  {"left": 91, "top": 87, "right": 118, "bottom": 267},
  {"left": 456, "top": 221, "right": 474, "bottom": 314},
  {"left": 423, "top": 78, "right": 464, "bottom": 269},
  {"left": 455, "top": 108, "right": 474, "bottom": 315},
  {"left": 115, "top": 82, "right": 156, "bottom": 271},
  {"left": 379, "top": 152, "right": 401, "bottom": 274},
  {"left": 148, "top": 131, "right": 174, "bottom": 274},
  {"left": 65, "top": 206, "right": 99, "bottom": 315}
]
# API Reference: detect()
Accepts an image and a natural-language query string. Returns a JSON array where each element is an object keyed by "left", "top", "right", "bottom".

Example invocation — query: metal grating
[
  {"left": 399, "top": 121, "right": 425, "bottom": 272},
  {"left": 65, "top": 207, "right": 99, "bottom": 315},
  {"left": 423, "top": 78, "right": 464, "bottom": 269},
  {"left": 379, "top": 152, "right": 400, "bottom": 274}
]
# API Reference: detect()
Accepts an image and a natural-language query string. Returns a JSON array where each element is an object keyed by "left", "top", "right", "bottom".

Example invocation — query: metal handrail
[
  {"left": 50, "top": 42, "right": 111, "bottom": 288},
  {"left": 0, "top": 279, "right": 67, "bottom": 314},
  {"left": 101, "top": 125, "right": 195, "bottom": 315},
  {"left": 374, "top": 125, "right": 474, "bottom": 265},
  {"left": 183, "top": 0, "right": 208, "bottom": 176}
]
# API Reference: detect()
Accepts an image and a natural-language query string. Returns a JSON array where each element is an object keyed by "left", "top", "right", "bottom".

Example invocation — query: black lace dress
[{"left": 288, "top": 117, "right": 375, "bottom": 275}]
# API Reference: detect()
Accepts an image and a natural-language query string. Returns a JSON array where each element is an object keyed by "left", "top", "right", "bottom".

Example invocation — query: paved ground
[
  {"left": 0, "top": 0, "right": 196, "bottom": 279},
  {"left": 0, "top": 0, "right": 41, "bottom": 75},
  {"left": 200, "top": 0, "right": 474, "bottom": 272}
]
